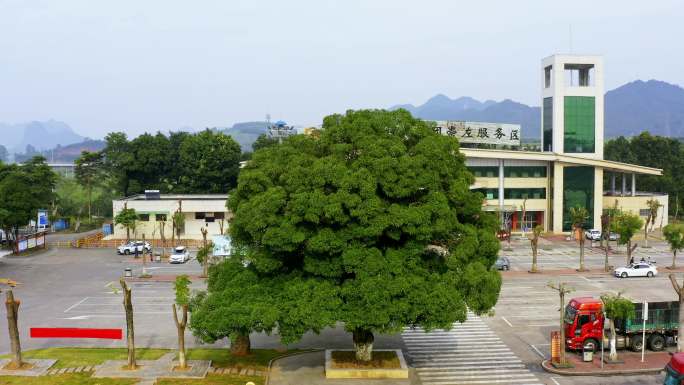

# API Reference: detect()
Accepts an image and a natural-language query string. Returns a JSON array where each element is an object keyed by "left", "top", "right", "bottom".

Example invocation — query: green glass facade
[
  {"left": 543, "top": 97, "right": 553, "bottom": 151},
  {"left": 564, "top": 96, "right": 595, "bottom": 153},
  {"left": 504, "top": 188, "right": 546, "bottom": 199},
  {"left": 467, "top": 166, "right": 499, "bottom": 178},
  {"left": 562, "top": 166, "right": 594, "bottom": 231},
  {"left": 504, "top": 166, "right": 547, "bottom": 178}
]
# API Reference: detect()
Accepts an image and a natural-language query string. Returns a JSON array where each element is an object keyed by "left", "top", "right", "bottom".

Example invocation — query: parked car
[
  {"left": 169, "top": 246, "right": 190, "bottom": 264},
  {"left": 495, "top": 256, "right": 510, "bottom": 271},
  {"left": 585, "top": 229, "right": 601, "bottom": 241},
  {"left": 608, "top": 232, "right": 619, "bottom": 241},
  {"left": 614, "top": 262, "right": 658, "bottom": 278},
  {"left": 117, "top": 241, "right": 151, "bottom": 255}
]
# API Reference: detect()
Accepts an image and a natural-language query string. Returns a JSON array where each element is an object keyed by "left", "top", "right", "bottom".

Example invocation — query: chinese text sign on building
[{"left": 432, "top": 121, "right": 521, "bottom": 146}]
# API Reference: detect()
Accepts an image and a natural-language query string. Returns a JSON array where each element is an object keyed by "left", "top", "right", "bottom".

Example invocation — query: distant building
[
  {"left": 48, "top": 163, "right": 75, "bottom": 178},
  {"left": 110, "top": 191, "right": 230, "bottom": 240}
]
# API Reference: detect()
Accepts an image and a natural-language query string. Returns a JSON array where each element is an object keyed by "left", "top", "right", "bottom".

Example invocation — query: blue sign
[
  {"left": 37, "top": 210, "right": 48, "bottom": 227},
  {"left": 212, "top": 235, "right": 232, "bottom": 257}
]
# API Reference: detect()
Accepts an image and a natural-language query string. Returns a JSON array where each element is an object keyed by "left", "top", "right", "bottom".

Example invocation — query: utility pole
[{"left": 548, "top": 281, "right": 574, "bottom": 366}]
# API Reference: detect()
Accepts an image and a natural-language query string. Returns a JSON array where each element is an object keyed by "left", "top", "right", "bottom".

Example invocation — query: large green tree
[
  {"left": 225, "top": 109, "right": 501, "bottom": 361},
  {"left": 612, "top": 211, "right": 644, "bottom": 265},
  {"left": 75, "top": 151, "right": 104, "bottom": 223},
  {"left": 179, "top": 129, "right": 241, "bottom": 193}
]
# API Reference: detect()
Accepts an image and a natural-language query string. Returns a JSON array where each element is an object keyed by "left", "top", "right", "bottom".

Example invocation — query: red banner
[{"left": 30, "top": 327, "right": 122, "bottom": 339}]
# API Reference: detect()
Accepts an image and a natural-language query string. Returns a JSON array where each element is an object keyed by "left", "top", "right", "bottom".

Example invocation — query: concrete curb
[
  {"left": 265, "top": 349, "right": 322, "bottom": 385},
  {"left": 541, "top": 359, "right": 664, "bottom": 376}
]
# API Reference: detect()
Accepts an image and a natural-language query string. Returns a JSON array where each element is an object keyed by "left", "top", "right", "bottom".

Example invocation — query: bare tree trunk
[
  {"left": 673, "top": 250, "right": 678, "bottom": 270},
  {"left": 120, "top": 279, "right": 136, "bottom": 369},
  {"left": 559, "top": 289, "right": 567, "bottom": 364},
  {"left": 579, "top": 235, "right": 586, "bottom": 271},
  {"left": 172, "top": 304, "right": 188, "bottom": 369},
  {"left": 609, "top": 319, "right": 618, "bottom": 361},
  {"left": 531, "top": 240, "right": 538, "bottom": 273},
  {"left": 230, "top": 333, "right": 251, "bottom": 356},
  {"left": 669, "top": 274, "right": 684, "bottom": 352},
  {"left": 604, "top": 242, "right": 610, "bottom": 272},
  {"left": 5, "top": 290, "right": 22, "bottom": 369},
  {"left": 352, "top": 328, "right": 374, "bottom": 362},
  {"left": 644, "top": 221, "right": 649, "bottom": 248},
  {"left": 201, "top": 227, "right": 208, "bottom": 277}
]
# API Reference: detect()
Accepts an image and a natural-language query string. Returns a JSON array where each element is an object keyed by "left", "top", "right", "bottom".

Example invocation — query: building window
[
  {"left": 563, "top": 166, "right": 594, "bottom": 231},
  {"left": 504, "top": 188, "right": 546, "bottom": 199},
  {"left": 138, "top": 214, "right": 150, "bottom": 221},
  {"left": 472, "top": 188, "right": 498, "bottom": 200},
  {"left": 204, "top": 212, "right": 215, "bottom": 223},
  {"left": 564, "top": 96, "right": 595, "bottom": 153},
  {"left": 504, "top": 166, "right": 547, "bottom": 178},
  {"left": 467, "top": 166, "right": 499, "bottom": 178},
  {"left": 544, "top": 65, "right": 552, "bottom": 88},
  {"left": 639, "top": 209, "right": 650, "bottom": 217},
  {"left": 543, "top": 97, "right": 553, "bottom": 151},
  {"left": 195, "top": 212, "right": 205, "bottom": 220},
  {"left": 564, "top": 64, "right": 594, "bottom": 87},
  {"left": 214, "top": 212, "right": 225, "bottom": 220},
  {"left": 156, "top": 214, "right": 167, "bottom": 221}
]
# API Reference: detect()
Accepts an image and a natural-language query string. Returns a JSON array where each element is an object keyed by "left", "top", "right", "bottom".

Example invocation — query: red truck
[
  {"left": 564, "top": 297, "right": 679, "bottom": 352},
  {"left": 665, "top": 353, "right": 684, "bottom": 385}
]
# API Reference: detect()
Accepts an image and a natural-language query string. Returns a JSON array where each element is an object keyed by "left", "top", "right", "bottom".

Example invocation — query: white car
[
  {"left": 117, "top": 241, "right": 151, "bottom": 255},
  {"left": 169, "top": 246, "right": 190, "bottom": 264},
  {"left": 585, "top": 229, "right": 601, "bottom": 241},
  {"left": 614, "top": 263, "right": 658, "bottom": 278}
]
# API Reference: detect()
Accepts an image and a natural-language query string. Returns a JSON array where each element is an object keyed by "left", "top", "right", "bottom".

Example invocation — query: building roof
[
  {"left": 460, "top": 148, "right": 663, "bottom": 176},
  {"left": 116, "top": 194, "right": 228, "bottom": 201}
]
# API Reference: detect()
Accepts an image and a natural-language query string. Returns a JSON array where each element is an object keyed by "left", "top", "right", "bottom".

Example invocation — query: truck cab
[
  {"left": 665, "top": 353, "right": 684, "bottom": 385},
  {"left": 564, "top": 297, "right": 604, "bottom": 351}
]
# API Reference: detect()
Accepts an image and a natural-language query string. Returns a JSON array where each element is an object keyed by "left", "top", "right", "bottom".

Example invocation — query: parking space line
[
  {"left": 501, "top": 317, "right": 513, "bottom": 327},
  {"left": 530, "top": 344, "right": 545, "bottom": 358},
  {"left": 64, "top": 297, "right": 89, "bottom": 313},
  {"left": 550, "top": 376, "right": 561, "bottom": 385}
]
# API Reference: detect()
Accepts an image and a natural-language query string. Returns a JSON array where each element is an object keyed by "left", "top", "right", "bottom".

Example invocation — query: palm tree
[{"left": 569, "top": 206, "right": 589, "bottom": 271}]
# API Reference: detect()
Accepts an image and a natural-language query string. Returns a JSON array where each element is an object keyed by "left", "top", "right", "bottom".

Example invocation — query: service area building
[
  {"left": 461, "top": 54, "right": 667, "bottom": 233},
  {"left": 111, "top": 192, "right": 230, "bottom": 240}
]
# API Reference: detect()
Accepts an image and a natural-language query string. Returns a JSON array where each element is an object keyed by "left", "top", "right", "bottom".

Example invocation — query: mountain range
[
  {"left": 392, "top": 80, "right": 684, "bottom": 141},
  {"left": 2, "top": 79, "right": 683, "bottom": 158}
]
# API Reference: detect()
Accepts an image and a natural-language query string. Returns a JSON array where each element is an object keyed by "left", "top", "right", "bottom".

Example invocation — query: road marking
[
  {"left": 550, "top": 376, "right": 561, "bottom": 385},
  {"left": 64, "top": 297, "right": 89, "bottom": 313},
  {"left": 530, "top": 344, "right": 545, "bottom": 358},
  {"left": 501, "top": 316, "right": 513, "bottom": 327},
  {"left": 580, "top": 275, "right": 591, "bottom": 282}
]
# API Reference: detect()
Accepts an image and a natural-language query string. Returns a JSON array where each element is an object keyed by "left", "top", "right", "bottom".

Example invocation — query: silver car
[{"left": 169, "top": 246, "right": 190, "bottom": 264}]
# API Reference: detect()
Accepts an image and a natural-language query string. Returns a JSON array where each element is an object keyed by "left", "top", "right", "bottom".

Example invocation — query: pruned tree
[
  {"left": 119, "top": 279, "right": 136, "bottom": 369},
  {"left": 664, "top": 224, "right": 684, "bottom": 270},
  {"left": 601, "top": 201, "right": 619, "bottom": 272},
  {"left": 115, "top": 207, "right": 138, "bottom": 242},
  {"left": 644, "top": 199, "right": 663, "bottom": 248},
  {"left": 548, "top": 281, "right": 573, "bottom": 365},
  {"left": 569, "top": 206, "right": 589, "bottom": 271},
  {"left": 612, "top": 211, "right": 644, "bottom": 265},
  {"left": 669, "top": 273, "right": 684, "bottom": 352},
  {"left": 1, "top": 279, "right": 22, "bottom": 369},
  {"left": 173, "top": 275, "right": 191, "bottom": 369},
  {"left": 529, "top": 225, "right": 543, "bottom": 273},
  {"left": 196, "top": 243, "right": 212, "bottom": 278},
  {"left": 600, "top": 292, "right": 635, "bottom": 362},
  {"left": 158, "top": 219, "right": 167, "bottom": 256}
]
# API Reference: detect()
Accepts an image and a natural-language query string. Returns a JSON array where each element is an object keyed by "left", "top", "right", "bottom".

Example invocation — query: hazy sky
[{"left": 1, "top": 0, "right": 683, "bottom": 138}]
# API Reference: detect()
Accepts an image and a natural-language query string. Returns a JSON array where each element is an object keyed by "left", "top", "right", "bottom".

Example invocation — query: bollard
[{"left": 124, "top": 268, "right": 132, "bottom": 277}]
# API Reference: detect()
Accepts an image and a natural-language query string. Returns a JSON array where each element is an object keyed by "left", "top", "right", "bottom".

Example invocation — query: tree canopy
[
  {"left": 612, "top": 211, "right": 644, "bottom": 247},
  {"left": 101, "top": 130, "right": 241, "bottom": 196},
  {"left": 206, "top": 109, "right": 501, "bottom": 356}
]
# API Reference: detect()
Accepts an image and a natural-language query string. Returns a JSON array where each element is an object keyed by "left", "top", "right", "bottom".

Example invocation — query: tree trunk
[
  {"left": 579, "top": 235, "right": 586, "bottom": 271},
  {"left": 673, "top": 250, "right": 678, "bottom": 270},
  {"left": 5, "top": 290, "right": 22, "bottom": 369},
  {"left": 679, "top": 292, "right": 684, "bottom": 353},
  {"left": 352, "top": 328, "right": 374, "bottom": 362},
  {"left": 559, "top": 290, "right": 566, "bottom": 364},
  {"left": 626, "top": 240, "right": 632, "bottom": 265},
  {"left": 172, "top": 304, "right": 188, "bottom": 369},
  {"left": 120, "top": 279, "right": 136, "bottom": 369},
  {"left": 126, "top": 226, "right": 130, "bottom": 243},
  {"left": 609, "top": 319, "right": 618, "bottom": 361},
  {"left": 604, "top": 243, "right": 610, "bottom": 272},
  {"left": 531, "top": 241, "right": 538, "bottom": 273},
  {"left": 644, "top": 222, "right": 649, "bottom": 248},
  {"left": 87, "top": 183, "right": 92, "bottom": 224},
  {"left": 230, "top": 333, "right": 251, "bottom": 356}
]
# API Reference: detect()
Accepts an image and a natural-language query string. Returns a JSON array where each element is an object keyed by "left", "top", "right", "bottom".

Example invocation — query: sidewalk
[
  {"left": 502, "top": 265, "right": 684, "bottom": 278},
  {"left": 268, "top": 351, "right": 417, "bottom": 385},
  {"left": 542, "top": 351, "right": 669, "bottom": 376}
]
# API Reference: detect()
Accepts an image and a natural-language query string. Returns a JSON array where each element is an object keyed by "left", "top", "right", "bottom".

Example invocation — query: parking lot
[{"left": 1, "top": 238, "right": 682, "bottom": 384}]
